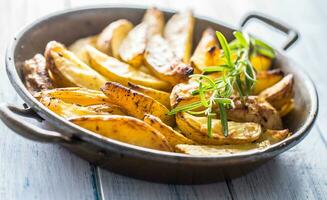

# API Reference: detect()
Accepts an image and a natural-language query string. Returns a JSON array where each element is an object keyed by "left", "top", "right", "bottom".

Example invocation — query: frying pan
[{"left": 0, "top": 6, "right": 318, "bottom": 184}]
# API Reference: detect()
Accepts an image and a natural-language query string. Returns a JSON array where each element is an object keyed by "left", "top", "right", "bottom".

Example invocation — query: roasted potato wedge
[
  {"left": 96, "top": 19, "right": 133, "bottom": 58},
  {"left": 258, "top": 129, "right": 290, "bottom": 144},
  {"left": 35, "top": 87, "right": 109, "bottom": 106},
  {"left": 23, "top": 54, "right": 54, "bottom": 94},
  {"left": 101, "top": 82, "right": 175, "bottom": 126},
  {"left": 70, "top": 115, "right": 171, "bottom": 151},
  {"left": 86, "top": 45, "right": 171, "bottom": 91},
  {"left": 128, "top": 82, "right": 171, "bottom": 108},
  {"left": 253, "top": 69, "right": 283, "bottom": 94},
  {"left": 144, "top": 35, "right": 193, "bottom": 85},
  {"left": 143, "top": 114, "right": 195, "bottom": 149},
  {"left": 250, "top": 55, "right": 272, "bottom": 72},
  {"left": 259, "top": 74, "right": 294, "bottom": 110},
  {"left": 190, "top": 28, "right": 222, "bottom": 73},
  {"left": 142, "top": 7, "right": 165, "bottom": 36},
  {"left": 279, "top": 98, "right": 294, "bottom": 117},
  {"left": 170, "top": 80, "right": 199, "bottom": 108},
  {"left": 45, "top": 41, "right": 108, "bottom": 90},
  {"left": 40, "top": 96, "right": 125, "bottom": 118},
  {"left": 176, "top": 112, "right": 261, "bottom": 145},
  {"left": 68, "top": 36, "right": 98, "bottom": 65},
  {"left": 164, "top": 10, "right": 194, "bottom": 63}
]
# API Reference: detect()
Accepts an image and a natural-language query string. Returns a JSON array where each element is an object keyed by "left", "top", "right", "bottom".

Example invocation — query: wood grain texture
[{"left": 0, "top": 1, "right": 99, "bottom": 199}]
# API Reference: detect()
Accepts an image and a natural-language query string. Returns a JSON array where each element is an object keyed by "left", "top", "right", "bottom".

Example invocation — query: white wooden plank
[{"left": 0, "top": 0, "right": 99, "bottom": 199}]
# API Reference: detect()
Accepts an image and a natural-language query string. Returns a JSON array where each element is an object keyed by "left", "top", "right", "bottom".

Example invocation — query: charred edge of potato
[
  {"left": 70, "top": 115, "right": 172, "bottom": 151},
  {"left": 259, "top": 74, "right": 294, "bottom": 110},
  {"left": 253, "top": 69, "right": 284, "bottom": 94},
  {"left": 96, "top": 19, "right": 133, "bottom": 58},
  {"left": 142, "top": 7, "right": 165, "bottom": 36},
  {"left": 101, "top": 81, "right": 175, "bottom": 127},
  {"left": 23, "top": 54, "right": 54, "bottom": 94},
  {"left": 143, "top": 114, "right": 195, "bottom": 149},
  {"left": 127, "top": 82, "right": 171, "bottom": 108}
]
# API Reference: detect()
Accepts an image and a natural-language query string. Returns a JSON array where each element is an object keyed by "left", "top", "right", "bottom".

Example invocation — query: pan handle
[
  {"left": 240, "top": 12, "right": 299, "bottom": 50},
  {"left": 0, "top": 103, "right": 71, "bottom": 143}
]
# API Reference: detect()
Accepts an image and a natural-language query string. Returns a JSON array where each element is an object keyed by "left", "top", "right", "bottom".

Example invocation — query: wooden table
[{"left": 1, "top": 0, "right": 326, "bottom": 199}]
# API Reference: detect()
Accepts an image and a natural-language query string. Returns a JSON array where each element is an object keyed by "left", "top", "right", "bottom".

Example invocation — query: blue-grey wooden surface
[{"left": 0, "top": 0, "right": 326, "bottom": 199}]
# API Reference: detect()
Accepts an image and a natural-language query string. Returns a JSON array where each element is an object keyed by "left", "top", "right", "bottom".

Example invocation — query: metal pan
[{"left": 0, "top": 6, "right": 318, "bottom": 184}]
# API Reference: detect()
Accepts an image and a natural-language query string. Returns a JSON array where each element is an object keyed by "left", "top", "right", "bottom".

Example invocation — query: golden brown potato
[
  {"left": 250, "top": 55, "right": 272, "bottom": 72},
  {"left": 143, "top": 114, "right": 195, "bottom": 149},
  {"left": 190, "top": 28, "right": 222, "bottom": 73},
  {"left": 96, "top": 19, "right": 133, "bottom": 58},
  {"left": 164, "top": 10, "right": 194, "bottom": 63},
  {"left": 45, "top": 41, "right": 108, "bottom": 90},
  {"left": 101, "top": 82, "right": 175, "bottom": 126},
  {"left": 253, "top": 69, "right": 283, "bottom": 94},
  {"left": 86, "top": 45, "right": 171, "bottom": 91},
  {"left": 144, "top": 35, "right": 193, "bottom": 85},
  {"left": 258, "top": 129, "right": 290, "bottom": 144},
  {"left": 39, "top": 96, "right": 125, "bottom": 118},
  {"left": 142, "top": 7, "right": 165, "bottom": 36},
  {"left": 279, "top": 98, "right": 294, "bottom": 117},
  {"left": 176, "top": 112, "right": 261, "bottom": 145},
  {"left": 170, "top": 80, "right": 199, "bottom": 108},
  {"left": 259, "top": 74, "right": 294, "bottom": 110},
  {"left": 68, "top": 36, "right": 98, "bottom": 65},
  {"left": 34, "top": 87, "right": 109, "bottom": 106},
  {"left": 127, "top": 82, "right": 171, "bottom": 108},
  {"left": 70, "top": 115, "right": 172, "bottom": 151},
  {"left": 23, "top": 54, "right": 54, "bottom": 94}
]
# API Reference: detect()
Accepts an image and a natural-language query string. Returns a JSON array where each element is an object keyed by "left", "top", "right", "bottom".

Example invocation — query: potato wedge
[
  {"left": 164, "top": 10, "right": 194, "bottom": 63},
  {"left": 68, "top": 36, "right": 98, "bottom": 65},
  {"left": 40, "top": 96, "right": 124, "bottom": 118},
  {"left": 127, "top": 82, "right": 171, "bottom": 108},
  {"left": 35, "top": 87, "right": 109, "bottom": 106},
  {"left": 259, "top": 74, "right": 294, "bottom": 110},
  {"left": 142, "top": 7, "right": 165, "bottom": 36},
  {"left": 144, "top": 35, "right": 193, "bottom": 85},
  {"left": 70, "top": 115, "right": 171, "bottom": 151},
  {"left": 101, "top": 82, "right": 175, "bottom": 126},
  {"left": 170, "top": 79, "right": 199, "bottom": 108},
  {"left": 253, "top": 69, "right": 283, "bottom": 94},
  {"left": 279, "top": 98, "right": 294, "bottom": 117},
  {"left": 86, "top": 45, "right": 171, "bottom": 91},
  {"left": 258, "top": 129, "right": 290, "bottom": 144},
  {"left": 96, "top": 19, "right": 133, "bottom": 58},
  {"left": 250, "top": 54, "right": 272, "bottom": 72},
  {"left": 190, "top": 28, "right": 222, "bottom": 73},
  {"left": 23, "top": 54, "right": 54, "bottom": 94},
  {"left": 176, "top": 112, "right": 261, "bottom": 145},
  {"left": 45, "top": 41, "right": 108, "bottom": 90},
  {"left": 143, "top": 114, "right": 195, "bottom": 148}
]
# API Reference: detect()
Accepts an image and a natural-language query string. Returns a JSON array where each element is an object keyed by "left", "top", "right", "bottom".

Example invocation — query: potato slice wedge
[
  {"left": 176, "top": 112, "right": 261, "bottom": 145},
  {"left": 259, "top": 74, "right": 294, "bottom": 110},
  {"left": 68, "top": 36, "right": 98, "bottom": 65},
  {"left": 164, "top": 10, "right": 194, "bottom": 63},
  {"left": 253, "top": 69, "right": 283, "bottom": 94},
  {"left": 127, "top": 82, "right": 171, "bottom": 108},
  {"left": 143, "top": 114, "right": 195, "bottom": 148},
  {"left": 40, "top": 96, "right": 124, "bottom": 118},
  {"left": 190, "top": 28, "right": 222, "bottom": 73},
  {"left": 258, "top": 129, "right": 290, "bottom": 144},
  {"left": 142, "top": 7, "right": 165, "bottom": 36},
  {"left": 45, "top": 41, "right": 108, "bottom": 90},
  {"left": 96, "top": 19, "right": 133, "bottom": 58},
  {"left": 250, "top": 55, "right": 272, "bottom": 72},
  {"left": 144, "top": 35, "right": 193, "bottom": 85},
  {"left": 279, "top": 98, "right": 294, "bottom": 117},
  {"left": 70, "top": 115, "right": 171, "bottom": 151},
  {"left": 23, "top": 54, "right": 54, "bottom": 94},
  {"left": 86, "top": 45, "right": 171, "bottom": 91},
  {"left": 35, "top": 87, "right": 109, "bottom": 106},
  {"left": 101, "top": 82, "right": 175, "bottom": 126}
]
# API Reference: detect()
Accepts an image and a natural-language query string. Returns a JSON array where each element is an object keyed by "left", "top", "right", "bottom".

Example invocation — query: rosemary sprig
[{"left": 168, "top": 31, "right": 274, "bottom": 137}]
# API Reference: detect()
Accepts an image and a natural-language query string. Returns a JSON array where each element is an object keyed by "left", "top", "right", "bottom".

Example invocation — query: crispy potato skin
[
  {"left": 101, "top": 82, "right": 175, "bottom": 126},
  {"left": 45, "top": 41, "right": 108, "bottom": 90},
  {"left": 144, "top": 35, "right": 193, "bottom": 85},
  {"left": 253, "top": 69, "right": 284, "bottom": 94},
  {"left": 70, "top": 115, "right": 172, "bottom": 151},
  {"left": 164, "top": 10, "right": 194, "bottom": 63},
  {"left": 128, "top": 82, "right": 171, "bottom": 108},
  {"left": 143, "top": 114, "right": 195, "bottom": 149},
  {"left": 190, "top": 28, "right": 222, "bottom": 73},
  {"left": 68, "top": 36, "right": 98, "bottom": 65},
  {"left": 176, "top": 112, "right": 261, "bottom": 145},
  {"left": 23, "top": 54, "right": 54, "bottom": 94},
  {"left": 86, "top": 46, "right": 172, "bottom": 91},
  {"left": 96, "top": 19, "right": 133, "bottom": 58},
  {"left": 250, "top": 55, "right": 272, "bottom": 72},
  {"left": 39, "top": 96, "right": 125, "bottom": 118}
]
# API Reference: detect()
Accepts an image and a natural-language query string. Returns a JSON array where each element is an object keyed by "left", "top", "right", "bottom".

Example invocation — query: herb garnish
[{"left": 168, "top": 31, "right": 275, "bottom": 137}]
